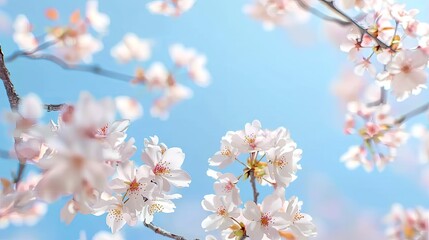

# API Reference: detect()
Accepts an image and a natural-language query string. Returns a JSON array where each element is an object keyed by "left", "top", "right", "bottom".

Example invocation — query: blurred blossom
[
  {"left": 111, "top": 33, "right": 152, "bottom": 63},
  {"left": 115, "top": 96, "right": 143, "bottom": 121},
  {"left": 384, "top": 204, "right": 429, "bottom": 240}
]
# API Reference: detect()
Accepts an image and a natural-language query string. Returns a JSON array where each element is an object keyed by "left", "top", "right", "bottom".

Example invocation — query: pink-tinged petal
[
  {"left": 243, "top": 201, "right": 261, "bottom": 221},
  {"left": 106, "top": 209, "right": 126, "bottom": 234},
  {"left": 163, "top": 169, "right": 191, "bottom": 188},
  {"left": 261, "top": 194, "right": 282, "bottom": 213},
  {"left": 60, "top": 200, "right": 77, "bottom": 224},
  {"left": 162, "top": 147, "right": 185, "bottom": 169},
  {"left": 201, "top": 194, "right": 216, "bottom": 212},
  {"left": 201, "top": 214, "right": 223, "bottom": 231},
  {"left": 246, "top": 221, "right": 264, "bottom": 240}
]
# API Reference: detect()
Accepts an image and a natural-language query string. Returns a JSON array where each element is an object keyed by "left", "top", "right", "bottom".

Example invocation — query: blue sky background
[{"left": 0, "top": 0, "right": 429, "bottom": 239}]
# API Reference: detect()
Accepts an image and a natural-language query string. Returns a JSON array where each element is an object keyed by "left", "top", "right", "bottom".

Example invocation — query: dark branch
[
  {"left": 144, "top": 222, "right": 191, "bottom": 240},
  {"left": 249, "top": 170, "right": 259, "bottom": 204},
  {"left": 318, "top": 0, "right": 393, "bottom": 50},
  {"left": 0, "top": 47, "right": 20, "bottom": 109},
  {"left": 295, "top": 0, "right": 351, "bottom": 26},
  {"left": 45, "top": 103, "right": 65, "bottom": 112}
]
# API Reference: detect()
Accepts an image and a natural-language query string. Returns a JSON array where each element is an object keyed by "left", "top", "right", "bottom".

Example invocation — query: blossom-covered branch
[{"left": 318, "top": 0, "right": 392, "bottom": 50}]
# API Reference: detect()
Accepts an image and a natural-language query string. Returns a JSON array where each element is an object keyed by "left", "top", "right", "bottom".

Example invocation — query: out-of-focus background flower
[{"left": 0, "top": 0, "right": 428, "bottom": 239}]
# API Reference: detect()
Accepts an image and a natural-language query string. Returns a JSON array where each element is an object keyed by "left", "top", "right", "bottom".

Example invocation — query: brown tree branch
[
  {"left": 143, "top": 222, "right": 193, "bottom": 240},
  {"left": 0, "top": 46, "right": 26, "bottom": 185},
  {"left": 0, "top": 47, "right": 20, "bottom": 109}
]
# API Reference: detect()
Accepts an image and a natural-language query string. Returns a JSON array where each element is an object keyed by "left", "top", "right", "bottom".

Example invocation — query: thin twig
[
  {"left": 44, "top": 103, "right": 65, "bottom": 112},
  {"left": 5, "top": 41, "right": 57, "bottom": 62},
  {"left": 249, "top": 170, "right": 259, "bottom": 204},
  {"left": 13, "top": 163, "right": 26, "bottom": 184},
  {"left": 395, "top": 102, "right": 429, "bottom": 124},
  {"left": 367, "top": 87, "right": 386, "bottom": 107},
  {"left": 18, "top": 53, "right": 134, "bottom": 82},
  {"left": 318, "top": 0, "right": 393, "bottom": 50},
  {"left": 143, "top": 222, "right": 191, "bottom": 240},
  {"left": 295, "top": 0, "right": 351, "bottom": 26}
]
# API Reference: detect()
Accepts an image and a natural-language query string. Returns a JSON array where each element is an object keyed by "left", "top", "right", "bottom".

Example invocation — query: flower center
[
  {"left": 153, "top": 162, "right": 170, "bottom": 176},
  {"left": 129, "top": 179, "right": 140, "bottom": 192},
  {"left": 149, "top": 204, "right": 164, "bottom": 215},
  {"left": 217, "top": 206, "right": 227, "bottom": 217},
  {"left": 221, "top": 148, "right": 232, "bottom": 156},
  {"left": 245, "top": 134, "right": 257, "bottom": 149},
  {"left": 260, "top": 213, "right": 272, "bottom": 227},
  {"left": 224, "top": 182, "right": 234, "bottom": 192},
  {"left": 401, "top": 64, "right": 412, "bottom": 74},
  {"left": 294, "top": 212, "right": 304, "bottom": 222}
]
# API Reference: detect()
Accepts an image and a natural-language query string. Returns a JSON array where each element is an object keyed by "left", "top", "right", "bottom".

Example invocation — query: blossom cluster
[
  {"left": 341, "top": 102, "right": 408, "bottom": 172},
  {"left": 202, "top": 120, "right": 316, "bottom": 239},
  {"left": 384, "top": 204, "right": 429, "bottom": 240},
  {"left": 1, "top": 92, "right": 191, "bottom": 233},
  {"left": 11, "top": 0, "right": 210, "bottom": 119}
]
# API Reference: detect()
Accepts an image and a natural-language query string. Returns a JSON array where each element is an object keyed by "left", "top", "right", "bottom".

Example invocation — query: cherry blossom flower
[
  {"left": 86, "top": 0, "right": 110, "bottom": 33},
  {"left": 0, "top": 174, "right": 47, "bottom": 228},
  {"left": 94, "top": 194, "right": 137, "bottom": 233},
  {"left": 266, "top": 143, "right": 302, "bottom": 187},
  {"left": 341, "top": 102, "right": 408, "bottom": 171},
  {"left": 142, "top": 144, "right": 191, "bottom": 191},
  {"left": 231, "top": 120, "right": 270, "bottom": 153},
  {"left": 201, "top": 194, "right": 240, "bottom": 231},
  {"left": 150, "top": 84, "right": 193, "bottom": 119},
  {"left": 281, "top": 196, "right": 317, "bottom": 239},
  {"left": 243, "top": 194, "right": 288, "bottom": 239},
  {"left": 385, "top": 49, "right": 428, "bottom": 101},
  {"left": 207, "top": 170, "right": 241, "bottom": 206},
  {"left": 12, "top": 15, "right": 38, "bottom": 51},
  {"left": 109, "top": 161, "right": 156, "bottom": 212},
  {"left": 384, "top": 204, "right": 428, "bottom": 240},
  {"left": 145, "top": 62, "right": 170, "bottom": 90},
  {"left": 111, "top": 33, "right": 152, "bottom": 63},
  {"left": 208, "top": 133, "right": 239, "bottom": 169},
  {"left": 49, "top": 33, "right": 103, "bottom": 64},
  {"left": 115, "top": 96, "right": 143, "bottom": 121}
]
